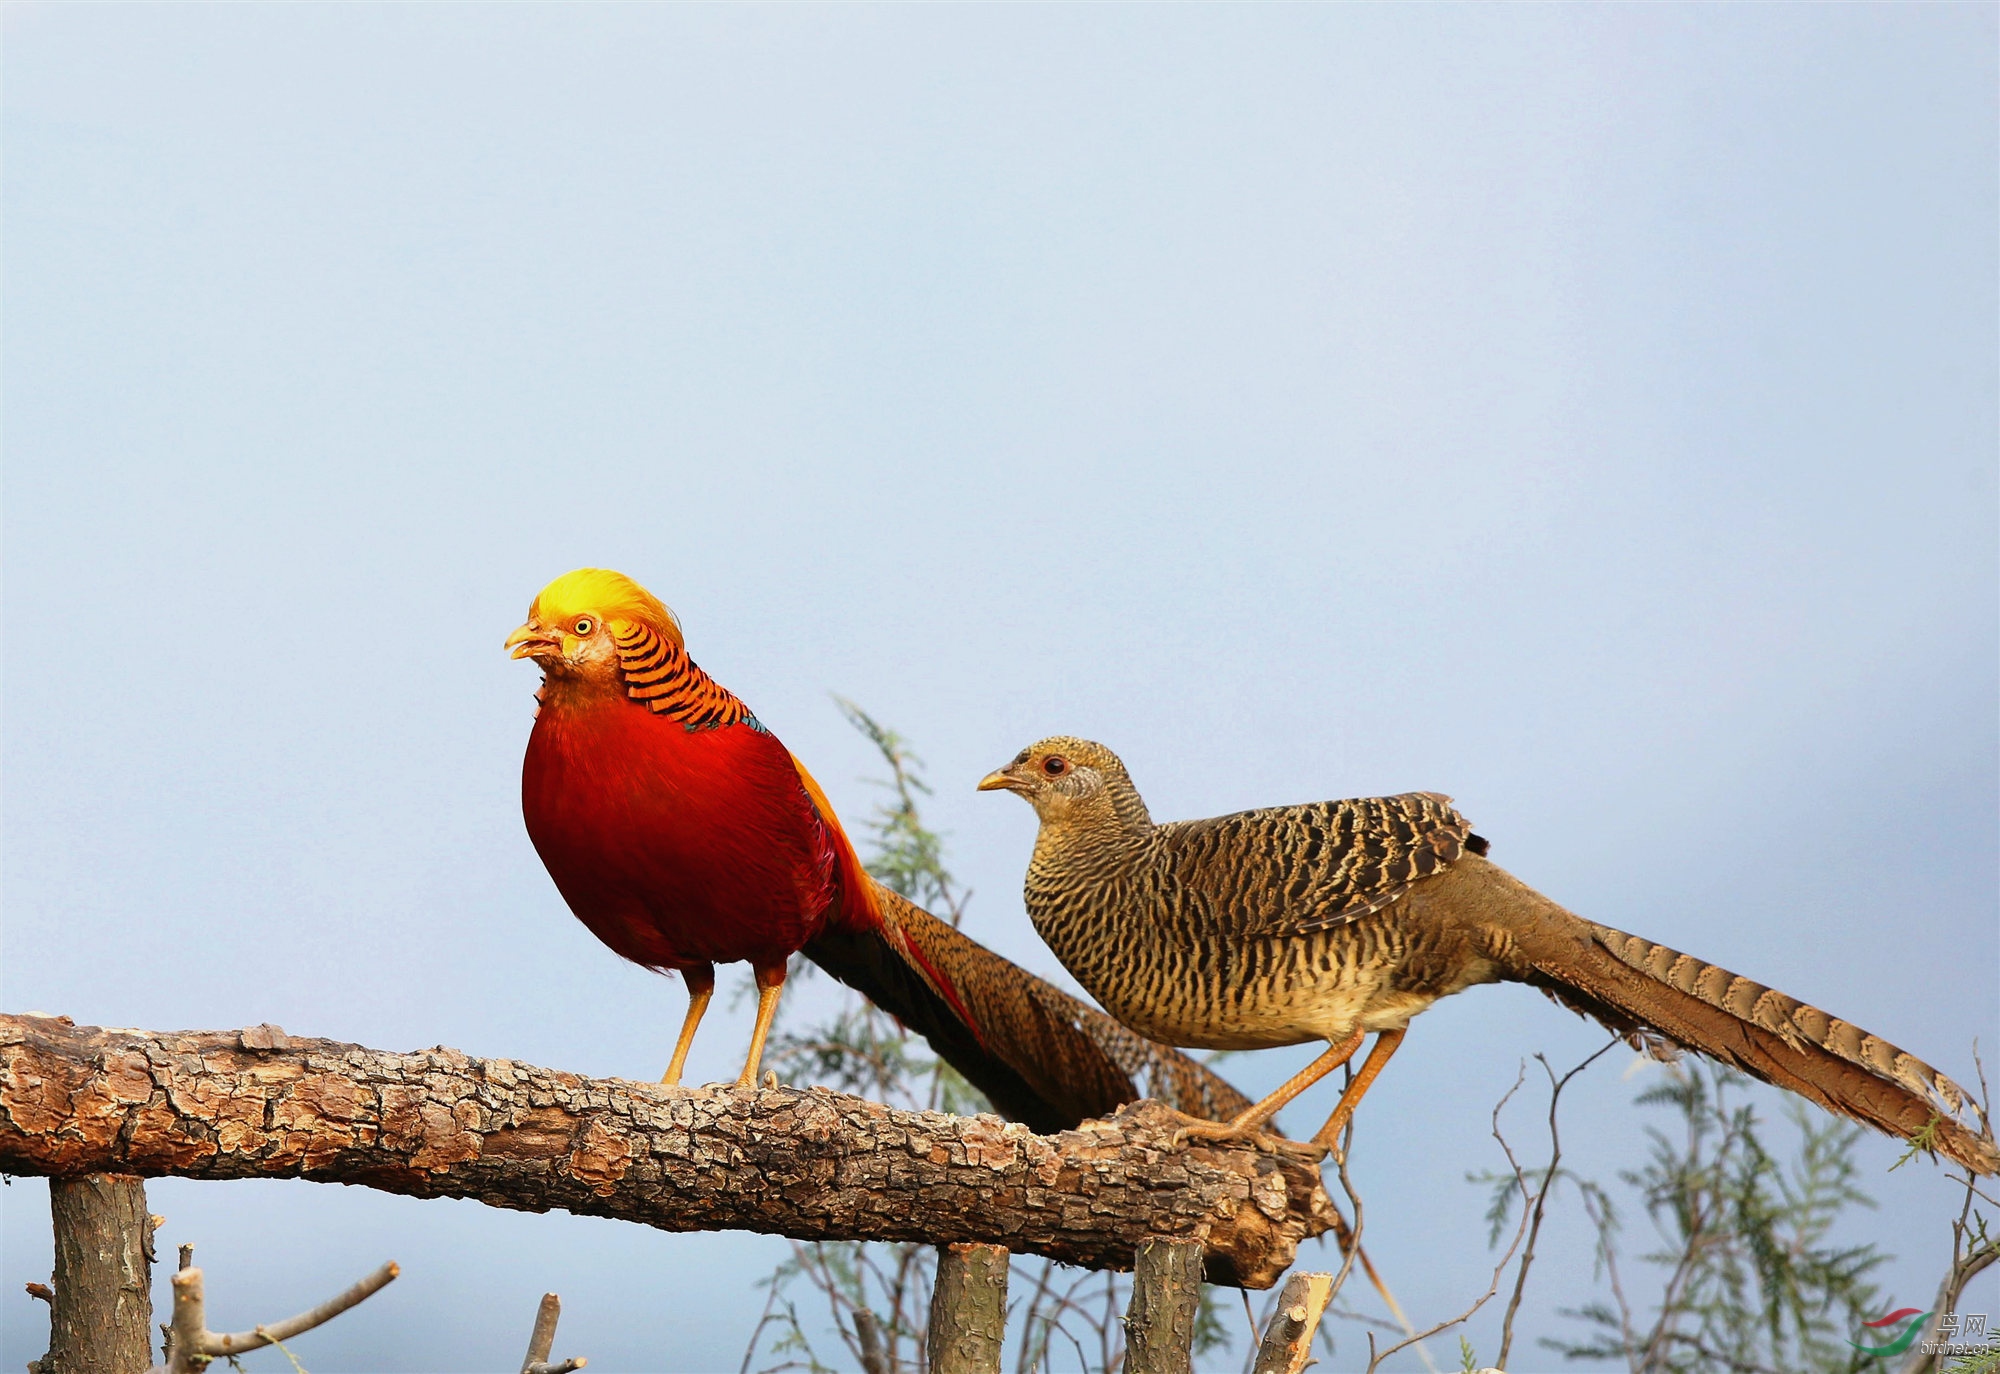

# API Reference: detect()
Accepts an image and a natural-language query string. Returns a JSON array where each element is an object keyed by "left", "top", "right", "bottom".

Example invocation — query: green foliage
[{"left": 1542, "top": 1060, "right": 1888, "bottom": 1374}]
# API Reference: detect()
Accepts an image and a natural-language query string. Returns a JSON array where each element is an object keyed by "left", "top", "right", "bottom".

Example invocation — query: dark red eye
[{"left": 1043, "top": 756, "right": 1068, "bottom": 776}]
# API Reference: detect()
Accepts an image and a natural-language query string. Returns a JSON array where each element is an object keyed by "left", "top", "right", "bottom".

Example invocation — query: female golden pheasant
[
  {"left": 507, "top": 571, "right": 1251, "bottom": 1131},
  {"left": 980, "top": 736, "right": 1999, "bottom": 1174}
]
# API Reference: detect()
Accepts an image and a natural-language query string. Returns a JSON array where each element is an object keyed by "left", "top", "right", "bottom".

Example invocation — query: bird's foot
[{"left": 1167, "top": 1113, "right": 1327, "bottom": 1159}]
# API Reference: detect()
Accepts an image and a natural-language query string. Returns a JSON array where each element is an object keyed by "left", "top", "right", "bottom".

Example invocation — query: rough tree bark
[
  {"left": 0, "top": 1014, "right": 1334, "bottom": 1288},
  {"left": 926, "top": 1243, "right": 1008, "bottom": 1374},
  {"left": 34, "top": 1174, "right": 156, "bottom": 1374},
  {"left": 1123, "top": 1239, "right": 1206, "bottom": 1374}
]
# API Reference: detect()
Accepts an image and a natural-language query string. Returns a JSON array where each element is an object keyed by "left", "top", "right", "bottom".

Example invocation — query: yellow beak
[
  {"left": 505, "top": 623, "right": 558, "bottom": 659},
  {"left": 977, "top": 769, "right": 1021, "bottom": 793}
]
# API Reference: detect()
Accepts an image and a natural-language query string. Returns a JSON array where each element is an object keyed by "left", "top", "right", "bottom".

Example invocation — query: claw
[{"left": 1165, "top": 1111, "right": 1328, "bottom": 1158}]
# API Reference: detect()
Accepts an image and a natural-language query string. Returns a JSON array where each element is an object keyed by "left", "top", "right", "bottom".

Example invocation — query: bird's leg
[
  {"left": 1310, "top": 1027, "right": 1407, "bottom": 1152},
  {"left": 736, "top": 963, "right": 788, "bottom": 1088},
  {"left": 1172, "top": 1029, "right": 1365, "bottom": 1154},
  {"left": 661, "top": 964, "right": 717, "bottom": 1087}
]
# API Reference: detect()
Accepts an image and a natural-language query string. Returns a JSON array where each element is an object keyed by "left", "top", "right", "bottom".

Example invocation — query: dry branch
[
  {"left": 0, "top": 1014, "right": 1334, "bottom": 1288},
  {"left": 1250, "top": 1271, "right": 1332, "bottom": 1374},
  {"left": 518, "top": 1292, "right": 586, "bottom": 1374},
  {"left": 163, "top": 1260, "right": 398, "bottom": 1372}
]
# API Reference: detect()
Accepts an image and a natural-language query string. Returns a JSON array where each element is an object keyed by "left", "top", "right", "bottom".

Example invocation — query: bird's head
[
  {"left": 505, "top": 568, "right": 683, "bottom": 681},
  {"left": 978, "top": 736, "right": 1150, "bottom": 832}
]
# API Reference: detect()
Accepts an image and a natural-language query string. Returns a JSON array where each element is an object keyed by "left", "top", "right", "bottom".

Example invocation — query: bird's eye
[
  {"left": 1043, "top": 756, "right": 1068, "bottom": 777},
  {"left": 573, "top": 617, "right": 595, "bottom": 635}
]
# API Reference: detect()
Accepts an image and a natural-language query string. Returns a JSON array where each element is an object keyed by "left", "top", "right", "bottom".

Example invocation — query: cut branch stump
[
  {"left": 0, "top": 1014, "right": 1333, "bottom": 1288},
  {"left": 1123, "top": 1238, "right": 1205, "bottom": 1374},
  {"left": 927, "top": 1243, "right": 1009, "bottom": 1374},
  {"left": 1249, "top": 1271, "right": 1333, "bottom": 1374},
  {"left": 518, "top": 1292, "right": 585, "bottom": 1374}
]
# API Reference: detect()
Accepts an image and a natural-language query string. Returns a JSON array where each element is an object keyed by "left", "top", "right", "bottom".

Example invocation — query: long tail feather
[
  {"left": 804, "top": 882, "right": 1254, "bottom": 1133},
  {"left": 1463, "top": 858, "right": 1999, "bottom": 1175}
]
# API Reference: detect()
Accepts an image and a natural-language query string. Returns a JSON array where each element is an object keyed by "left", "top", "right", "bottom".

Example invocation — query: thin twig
[
  {"left": 164, "top": 1262, "right": 398, "bottom": 1374},
  {"left": 201, "top": 1262, "right": 400, "bottom": 1356},
  {"left": 1364, "top": 1066, "right": 1535, "bottom": 1374},
  {"left": 1899, "top": 1048, "right": 2000, "bottom": 1374},
  {"left": 1494, "top": 1039, "right": 1617, "bottom": 1368},
  {"left": 1577, "top": 1181, "right": 1638, "bottom": 1358},
  {"left": 1015, "top": 1259, "right": 1060, "bottom": 1374},
  {"left": 1633, "top": 1066, "right": 1716, "bottom": 1371}
]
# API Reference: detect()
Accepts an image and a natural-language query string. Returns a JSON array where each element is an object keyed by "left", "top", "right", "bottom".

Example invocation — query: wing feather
[{"left": 1160, "top": 792, "right": 1478, "bottom": 937}]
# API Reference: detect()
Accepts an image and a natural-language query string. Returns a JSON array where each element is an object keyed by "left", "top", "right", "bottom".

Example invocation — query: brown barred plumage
[{"left": 980, "top": 736, "right": 1998, "bottom": 1175}]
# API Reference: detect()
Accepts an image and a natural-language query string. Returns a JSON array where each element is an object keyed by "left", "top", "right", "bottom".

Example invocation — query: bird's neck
[
  {"left": 531, "top": 627, "right": 761, "bottom": 734},
  {"left": 1027, "top": 795, "right": 1159, "bottom": 912},
  {"left": 1022, "top": 799, "right": 1162, "bottom": 1013},
  {"left": 1063, "top": 781, "right": 1156, "bottom": 848},
  {"left": 533, "top": 667, "right": 629, "bottom": 717},
  {"left": 610, "top": 622, "right": 762, "bottom": 732}
]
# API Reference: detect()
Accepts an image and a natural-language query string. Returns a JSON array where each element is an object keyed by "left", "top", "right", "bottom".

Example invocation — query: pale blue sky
[{"left": 4, "top": 6, "right": 1995, "bottom": 1372}]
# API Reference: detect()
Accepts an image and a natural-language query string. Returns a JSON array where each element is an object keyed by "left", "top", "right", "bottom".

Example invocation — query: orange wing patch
[{"left": 789, "top": 753, "right": 884, "bottom": 932}]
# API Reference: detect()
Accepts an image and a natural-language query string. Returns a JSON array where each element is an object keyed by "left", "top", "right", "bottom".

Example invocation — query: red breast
[{"left": 522, "top": 688, "right": 842, "bottom": 973}]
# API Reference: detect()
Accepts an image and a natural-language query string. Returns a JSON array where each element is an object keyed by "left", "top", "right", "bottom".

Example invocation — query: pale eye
[
  {"left": 573, "top": 617, "right": 595, "bottom": 635},
  {"left": 1043, "top": 756, "right": 1068, "bottom": 777}
]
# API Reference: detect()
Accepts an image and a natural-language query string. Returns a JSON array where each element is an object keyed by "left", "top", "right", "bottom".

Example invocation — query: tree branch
[
  {"left": 165, "top": 1261, "right": 398, "bottom": 1370},
  {"left": 1494, "top": 1040, "right": 1618, "bottom": 1368},
  {"left": 1123, "top": 1239, "right": 1205, "bottom": 1374},
  {"left": 518, "top": 1292, "right": 586, "bottom": 1374},
  {"left": 927, "top": 1243, "right": 1008, "bottom": 1374},
  {"left": 1249, "top": 1270, "right": 1332, "bottom": 1374},
  {"left": 0, "top": 1014, "right": 1334, "bottom": 1288},
  {"left": 32, "top": 1174, "right": 156, "bottom": 1374}
]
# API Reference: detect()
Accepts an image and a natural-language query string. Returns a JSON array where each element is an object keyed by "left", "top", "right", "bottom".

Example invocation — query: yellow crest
[{"left": 528, "top": 568, "right": 684, "bottom": 646}]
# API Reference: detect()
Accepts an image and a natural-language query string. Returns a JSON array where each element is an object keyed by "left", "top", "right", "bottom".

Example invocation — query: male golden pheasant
[
  {"left": 980, "top": 736, "right": 2000, "bottom": 1174},
  {"left": 507, "top": 571, "right": 1250, "bottom": 1131}
]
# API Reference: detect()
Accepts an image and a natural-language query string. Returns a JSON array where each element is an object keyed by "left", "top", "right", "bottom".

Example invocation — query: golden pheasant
[
  {"left": 979, "top": 736, "right": 1999, "bottom": 1174},
  {"left": 507, "top": 572, "right": 1250, "bottom": 1130}
]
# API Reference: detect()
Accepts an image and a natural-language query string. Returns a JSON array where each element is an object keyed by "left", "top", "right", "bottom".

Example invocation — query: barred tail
[
  {"left": 1470, "top": 861, "right": 2000, "bottom": 1175},
  {"left": 1587, "top": 924, "right": 1981, "bottom": 1124}
]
